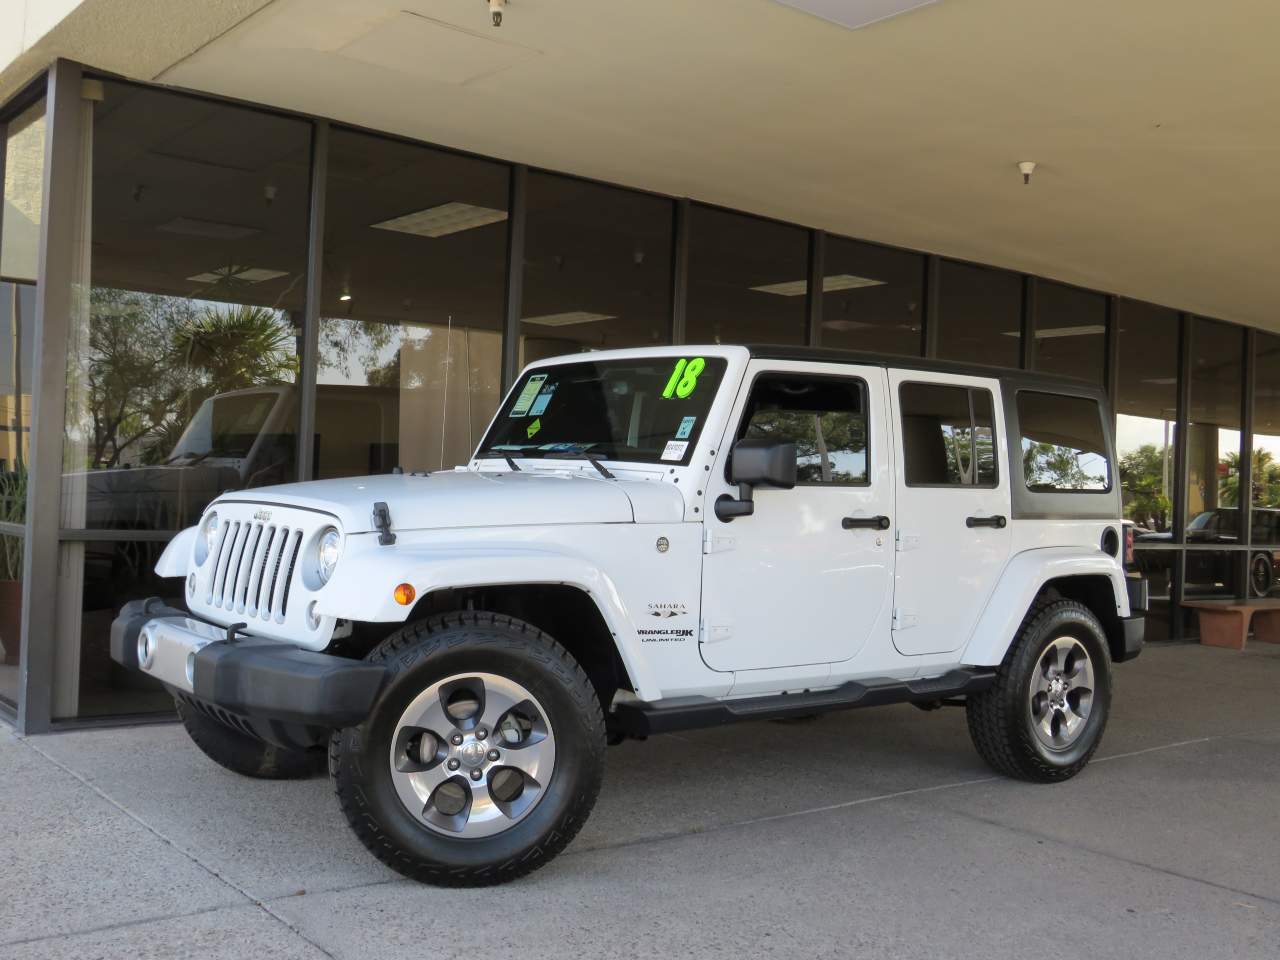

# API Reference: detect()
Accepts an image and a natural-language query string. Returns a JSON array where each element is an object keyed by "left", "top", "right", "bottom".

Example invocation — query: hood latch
[{"left": 372, "top": 501, "right": 396, "bottom": 545}]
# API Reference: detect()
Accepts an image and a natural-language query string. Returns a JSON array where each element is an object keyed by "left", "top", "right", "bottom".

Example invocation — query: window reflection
[
  {"left": 1115, "top": 300, "right": 1178, "bottom": 536},
  {"left": 1035, "top": 281, "right": 1107, "bottom": 384},
  {"left": 64, "top": 83, "right": 310, "bottom": 532},
  {"left": 818, "top": 237, "right": 922, "bottom": 356},
  {"left": 521, "top": 172, "right": 672, "bottom": 364},
  {"left": 318, "top": 129, "right": 507, "bottom": 476},
  {"left": 686, "top": 206, "right": 808, "bottom": 346},
  {"left": 1187, "top": 318, "right": 1243, "bottom": 548},
  {"left": 934, "top": 260, "right": 1022, "bottom": 368}
]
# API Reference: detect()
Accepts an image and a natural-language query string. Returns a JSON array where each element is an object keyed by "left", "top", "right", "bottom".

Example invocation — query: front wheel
[
  {"left": 1250, "top": 553, "right": 1273, "bottom": 598},
  {"left": 966, "top": 598, "right": 1112, "bottom": 782},
  {"left": 331, "top": 612, "right": 605, "bottom": 886}
]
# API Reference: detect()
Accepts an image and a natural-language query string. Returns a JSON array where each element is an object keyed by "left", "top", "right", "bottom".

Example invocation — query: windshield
[
  {"left": 478, "top": 356, "right": 728, "bottom": 465},
  {"left": 168, "top": 391, "right": 281, "bottom": 462}
]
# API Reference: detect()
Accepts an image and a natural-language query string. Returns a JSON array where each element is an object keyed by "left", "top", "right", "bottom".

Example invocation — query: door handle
[
  {"left": 966, "top": 514, "right": 1007, "bottom": 529},
  {"left": 842, "top": 515, "right": 891, "bottom": 530}
]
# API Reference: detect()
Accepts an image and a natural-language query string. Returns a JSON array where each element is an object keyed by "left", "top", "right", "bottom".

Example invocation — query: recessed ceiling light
[
  {"left": 821, "top": 319, "right": 872, "bottom": 332},
  {"left": 1000, "top": 325, "right": 1107, "bottom": 339},
  {"left": 339, "top": 293, "right": 352, "bottom": 302},
  {"left": 772, "top": 0, "right": 941, "bottom": 31},
  {"left": 160, "top": 217, "right": 261, "bottom": 240},
  {"left": 187, "top": 266, "right": 289, "bottom": 284},
  {"left": 371, "top": 201, "right": 508, "bottom": 238},
  {"left": 752, "top": 274, "right": 887, "bottom": 297},
  {"left": 522, "top": 311, "right": 613, "bottom": 327}
]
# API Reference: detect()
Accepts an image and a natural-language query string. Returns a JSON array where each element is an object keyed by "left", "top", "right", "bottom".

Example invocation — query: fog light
[
  {"left": 138, "top": 628, "right": 156, "bottom": 670},
  {"left": 394, "top": 583, "right": 416, "bottom": 606},
  {"left": 186, "top": 652, "right": 196, "bottom": 687}
]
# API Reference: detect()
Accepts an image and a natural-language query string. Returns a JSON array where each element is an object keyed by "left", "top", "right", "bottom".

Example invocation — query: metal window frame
[
  {"left": 805, "top": 229, "right": 824, "bottom": 347},
  {"left": 501, "top": 164, "right": 527, "bottom": 390},
  {"left": 17, "top": 60, "right": 82, "bottom": 734},
  {"left": 296, "top": 119, "right": 328, "bottom": 483}
]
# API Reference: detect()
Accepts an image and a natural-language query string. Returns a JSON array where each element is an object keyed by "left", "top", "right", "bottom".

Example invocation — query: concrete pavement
[{"left": 2, "top": 642, "right": 1278, "bottom": 959}]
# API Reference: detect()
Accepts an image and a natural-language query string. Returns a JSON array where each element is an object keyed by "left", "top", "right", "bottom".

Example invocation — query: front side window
[
  {"left": 737, "top": 374, "right": 868, "bottom": 484},
  {"left": 899, "top": 382, "right": 998, "bottom": 486},
  {"left": 1018, "top": 391, "right": 1110, "bottom": 492},
  {"left": 479, "top": 356, "right": 727, "bottom": 465}
]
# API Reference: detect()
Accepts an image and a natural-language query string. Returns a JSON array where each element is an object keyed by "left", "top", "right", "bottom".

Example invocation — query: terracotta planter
[{"left": 0, "top": 579, "right": 21, "bottom": 666}]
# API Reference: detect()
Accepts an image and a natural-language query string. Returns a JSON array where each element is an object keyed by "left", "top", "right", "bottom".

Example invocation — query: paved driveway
[{"left": 2, "top": 642, "right": 1279, "bottom": 959}]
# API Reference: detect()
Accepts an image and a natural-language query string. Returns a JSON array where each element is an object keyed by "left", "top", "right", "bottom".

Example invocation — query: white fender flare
[
  {"left": 313, "top": 544, "right": 660, "bottom": 699},
  {"left": 962, "top": 548, "right": 1130, "bottom": 666},
  {"left": 155, "top": 526, "right": 197, "bottom": 578}
]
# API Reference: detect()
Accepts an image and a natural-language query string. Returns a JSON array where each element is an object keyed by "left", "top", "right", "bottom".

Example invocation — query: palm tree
[{"left": 173, "top": 304, "right": 298, "bottom": 389}]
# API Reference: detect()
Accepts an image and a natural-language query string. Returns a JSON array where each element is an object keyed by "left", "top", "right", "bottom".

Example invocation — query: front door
[
  {"left": 699, "top": 362, "right": 895, "bottom": 672},
  {"left": 889, "top": 372, "right": 1012, "bottom": 656}
]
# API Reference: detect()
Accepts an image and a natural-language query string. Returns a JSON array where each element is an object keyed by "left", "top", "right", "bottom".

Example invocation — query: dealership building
[{"left": 1, "top": 0, "right": 1277, "bottom": 731}]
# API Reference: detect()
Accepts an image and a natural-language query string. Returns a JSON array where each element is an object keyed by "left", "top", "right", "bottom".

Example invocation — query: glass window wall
[
  {"left": 934, "top": 260, "right": 1022, "bottom": 368},
  {"left": 685, "top": 205, "right": 808, "bottom": 346},
  {"left": 818, "top": 237, "right": 922, "bottom": 356},
  {"left": 1035, "top": 281, "right": 1107, "bottom": 383},
  {"left": 521, "top": 172, "right": 673, "bottom": 364},
  {"left": 318, "top": 129, "right": 507, "bottom": 477}
]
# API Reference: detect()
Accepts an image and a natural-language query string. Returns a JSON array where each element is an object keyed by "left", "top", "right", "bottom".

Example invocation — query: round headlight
[
  {"left": 197, "top": 514, "right": 220, "bottom": 568},
  {"left": 317, "top": 527, "right": 342, "bottom": 584}
]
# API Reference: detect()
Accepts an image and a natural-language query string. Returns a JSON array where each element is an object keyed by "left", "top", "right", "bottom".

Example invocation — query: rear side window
[
  {"left": 899, "top": 382, "right": 998, "bottom": 486},
  {"left": 1017, "top": 391, "right": 1110, "bottom": 492},
  {"left": 738, "top": 374, "right": 868, "bottom": 484}
]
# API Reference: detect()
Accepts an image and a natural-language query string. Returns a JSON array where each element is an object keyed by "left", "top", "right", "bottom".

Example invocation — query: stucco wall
[{"left": 0, "top": 0, "right": 273, "bottom": 104}]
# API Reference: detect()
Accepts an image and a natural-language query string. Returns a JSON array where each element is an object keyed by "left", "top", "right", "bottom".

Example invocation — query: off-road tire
[
  {"left": 966, "top": 598, "right": 1112, "bottom": 783},
  {"left": 330, "top": 611, "right": 606, "bottom": 887},
  {"left": 176, "top": 698, "right": 322, "bottom": 779}
]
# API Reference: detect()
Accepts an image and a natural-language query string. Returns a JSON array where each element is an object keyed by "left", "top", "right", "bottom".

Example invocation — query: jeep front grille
[{"left": 207, "top": 520, "right": 304, "bottom": 622}]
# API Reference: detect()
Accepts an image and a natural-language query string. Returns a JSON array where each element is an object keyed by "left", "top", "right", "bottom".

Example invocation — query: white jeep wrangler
[{"left": 111, "top": 345, "right": 1145, "bottom": 886}]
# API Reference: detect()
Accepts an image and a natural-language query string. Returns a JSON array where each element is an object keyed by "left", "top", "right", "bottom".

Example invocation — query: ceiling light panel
[
  {"left": 752, "top": 274, "right": 887, "bottom": 296},
  {"left": 158, "top": 217, "right": 261, "bottom": 240},
  {"left": 187, "top": 266, "right": 290, "bottom": 284},
  {"left": 372, "top": 201, "right": 508, "bottom": 238},
  {"left": 773, "top": 0, "right": 941, "bottom": 31},
  {"left": 522, "top": 311, "right": 613, "bottom": 327}
]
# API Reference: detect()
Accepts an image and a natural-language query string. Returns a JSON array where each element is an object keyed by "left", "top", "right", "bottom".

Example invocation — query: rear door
[{"left": 889, "top": 372, "right": 1011, "bottom": 656}]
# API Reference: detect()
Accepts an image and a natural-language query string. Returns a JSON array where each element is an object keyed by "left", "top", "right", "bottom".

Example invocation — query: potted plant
[{"left": 0, "top": 466, "right": 26, "bottom": 666}]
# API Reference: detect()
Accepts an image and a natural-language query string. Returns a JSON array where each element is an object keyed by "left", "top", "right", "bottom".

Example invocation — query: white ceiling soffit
[{"left": 772, "top": 0, "right": 941, "bottom": 30}]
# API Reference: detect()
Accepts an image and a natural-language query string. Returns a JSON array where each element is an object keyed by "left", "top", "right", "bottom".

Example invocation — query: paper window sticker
[
  {"left": 661, "top": 440, "right": 688, "bottom": 461},
  {"left": 527, "top": 418, "right": 541, "bottom": 439},
  {"left": 675, "top": 415, "right": 697, "bottom": 440},
  {"left": 510, "top": 374, "right": 547, "bottom": 416},
  {"left": 529, "top": 391, "right": 553, "bottom": 416}
]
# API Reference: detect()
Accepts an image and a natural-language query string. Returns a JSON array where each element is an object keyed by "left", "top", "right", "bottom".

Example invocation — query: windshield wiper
[{"left": 476, "top": 451, "right": 521, "bottom": 471}]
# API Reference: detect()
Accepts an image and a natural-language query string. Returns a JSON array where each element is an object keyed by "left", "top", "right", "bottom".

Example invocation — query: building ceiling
[{"left": 6, "top": 0, "right": 1279, "bottom": 331}]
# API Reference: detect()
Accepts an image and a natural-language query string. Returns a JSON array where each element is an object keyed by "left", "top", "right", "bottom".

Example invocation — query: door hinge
[
  {"left": 896, "top": 530, "right": 920, "bottom": 552},
  {"left": 703, "top": 529, "right": 735, "bottom": 554},
  {"left": 892, "top": 609, "right": 918, "bottom": 631},
  {"left": 700, "top": 621, "right": 732, "bottom": 644}
]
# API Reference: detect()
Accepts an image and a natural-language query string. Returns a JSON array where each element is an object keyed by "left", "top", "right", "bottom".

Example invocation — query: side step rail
[{"left": 612, "top": 668, "right": 996, "bottom": 738}]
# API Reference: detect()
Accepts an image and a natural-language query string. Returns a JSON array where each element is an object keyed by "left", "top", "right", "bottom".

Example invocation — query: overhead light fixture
[
  {"left": 160, "top": 217, "right": 261, "bottom": 240},
  {"left": 187, "top": 266, "right": 289, "bottom": 284},
  {"left": 339, "top": 291, "right": 352, "bottom": 302},
  {"left": 371, "top": 202, "right": 508, "bottom": 238},
  {"left": 1001, "top": 325, "right": 1106, "bottom": 340},
  {"left": 772, "top": 0, "right": 942, "bottom": 31},
  {"left": 752, "top": 274, "right": 886, "bottom": 297},
  {"left": 821, "top": 319, "right": 872, "bottom": 332},
  {"left": 522, "top": 311, "right": 613, "bottom": 327}
]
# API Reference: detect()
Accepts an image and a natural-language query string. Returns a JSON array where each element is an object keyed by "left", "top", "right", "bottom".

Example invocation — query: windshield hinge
[
  {"left": 703, "top": 527, "right": 735, "bottom": 554},
  {"left": 372, "top": 501, "right": 396, "bottom": 546}
]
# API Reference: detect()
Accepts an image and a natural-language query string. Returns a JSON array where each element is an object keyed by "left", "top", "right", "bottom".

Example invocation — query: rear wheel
[
  {"left": 966, "top": 598, "right": 1112, "bottom": 782},
  {"left": 331, "top": 612, "right": 605, "bottom": 886},
  {"left": 1250, "top": 553, "right": 1273, "bottom": 598},
  {"left": 177, "top": 698, "right": 322, "bottom": 779}
]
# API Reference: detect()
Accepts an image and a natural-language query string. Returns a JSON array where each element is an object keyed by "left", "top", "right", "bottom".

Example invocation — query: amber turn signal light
[{"left": 393, "top": 583, "right": 416, "bottom": 606}]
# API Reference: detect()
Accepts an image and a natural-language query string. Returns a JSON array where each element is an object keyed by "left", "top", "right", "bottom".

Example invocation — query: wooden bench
[{"left": 1181, "top": 598, "right": 1280, "bottom": 650}]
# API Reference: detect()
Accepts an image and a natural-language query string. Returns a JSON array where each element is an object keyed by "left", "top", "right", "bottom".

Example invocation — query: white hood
[{"left": 215, "top": 468, "right": 683, "bottom": 533}]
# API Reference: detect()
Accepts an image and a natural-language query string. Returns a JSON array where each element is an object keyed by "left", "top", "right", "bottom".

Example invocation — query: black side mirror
[{"left": 715, "top": 439, "right": 796, "bottom": 521}]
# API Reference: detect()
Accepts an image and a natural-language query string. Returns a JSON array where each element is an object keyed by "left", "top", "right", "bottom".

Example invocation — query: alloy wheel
[{"left": 1027, "top": 635, "right": 1095, "bottom": 752}]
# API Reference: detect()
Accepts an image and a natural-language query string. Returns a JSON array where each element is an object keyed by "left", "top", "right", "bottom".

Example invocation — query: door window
[
  {"left": 899, "top": 382, "right": 998, "bottom": 486},
  {"left": 737, "top": 374, "right": 868, "bottom": 484}
]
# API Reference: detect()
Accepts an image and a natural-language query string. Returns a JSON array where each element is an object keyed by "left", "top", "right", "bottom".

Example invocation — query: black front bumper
[{"left": 111, "top": 598, "right": 386, "bottom": 750}]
